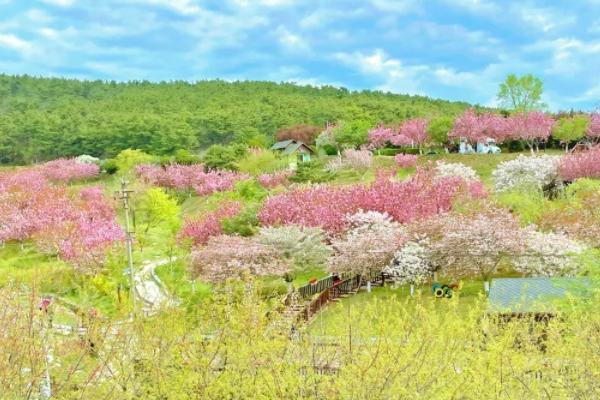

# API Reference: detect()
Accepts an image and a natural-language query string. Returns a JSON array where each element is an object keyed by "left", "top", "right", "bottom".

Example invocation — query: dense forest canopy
[{"left": 0, "top": 74, "right": 479, "bottom": 164}]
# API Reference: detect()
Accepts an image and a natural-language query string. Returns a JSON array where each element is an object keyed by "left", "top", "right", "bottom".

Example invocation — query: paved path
[{"left": 133, "top": 257, "right": 177, "bottom": 314}]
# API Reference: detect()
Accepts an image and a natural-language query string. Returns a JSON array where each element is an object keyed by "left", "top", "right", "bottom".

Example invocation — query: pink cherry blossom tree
[
  {"left": 190, "top": 235, "right": 291, "bottom": 283},
  {"left": 179, "top": 202, "right": 241, "bottom": 246},
  {"left": 586, "top": 112, "right": 600, "bottom": 143},
  {"left": 559, "top": 146, "right": 600, "bottom": 181},
  {"left": 258, "top": 168, "right": 482, "bottom": 235},
  {"left": 368, "top": 125, "right": 396, "bottom": 149},
  {"left": 416, "top": 204, "right": 525, "bottom": 284},
  {"left": 399, "top": 118, "right": 429, "bottom": 154},
  {"left": 327, "top": 211, "right": 406, "bottom": 278},
  {"left": 450, "top": 108, "right": 486, "bottom": 144},
  {"left": 395, "top": 154, "right": 418, "bottom": 168},
  {"left": 509, "top": 111, "right": 555, "bottom": 154}
]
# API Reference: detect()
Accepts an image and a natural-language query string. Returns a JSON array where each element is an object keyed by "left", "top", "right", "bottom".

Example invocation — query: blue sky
[{"left": 0, "top": 0, "right": 598, "bottom": 110}]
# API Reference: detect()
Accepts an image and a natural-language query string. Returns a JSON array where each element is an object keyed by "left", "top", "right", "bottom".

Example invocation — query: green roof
[
  {"left": 487, "top": 277, "right": 590, "bottom": 314},
  {"left": 271, "top": 140, "right": 295, "bottom": 150},
  {"left": 271, "top": 140, "right": 315, "bottom": 155}
]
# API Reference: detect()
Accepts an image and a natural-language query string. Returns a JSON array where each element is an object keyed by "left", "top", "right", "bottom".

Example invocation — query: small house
[
  {"left": 487, "top": 277, "right": 590, "bottom": 319},
  {"left": 270, "top": 139, "right": 315, "bottom": 170}
]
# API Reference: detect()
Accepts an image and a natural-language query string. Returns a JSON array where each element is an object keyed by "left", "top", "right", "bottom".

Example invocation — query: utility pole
[{"left": 116, "top": 179, "right": 136, "bottom": 317}]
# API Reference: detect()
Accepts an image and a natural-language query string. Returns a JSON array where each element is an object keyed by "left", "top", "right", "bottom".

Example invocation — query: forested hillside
[{"left": 0, "top": 75, "right": 477, "bottom": 164}]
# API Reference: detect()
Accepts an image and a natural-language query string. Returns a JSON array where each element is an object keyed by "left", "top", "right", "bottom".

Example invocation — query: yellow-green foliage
[
  {"left": 236, "top": 150, "right": 288, "bottom": 175},
  {"left": 1, "top": 279, "right": 598, "bottom": 399},
  {"left": 114, "top": 148, "right": 155, "bottom": 172},
  {"left": 497, "top": 187, "right": 547, "bottom": 226}
]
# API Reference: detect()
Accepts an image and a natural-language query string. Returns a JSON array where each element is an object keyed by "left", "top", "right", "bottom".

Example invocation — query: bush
[
  {"left": 236, "top": 150, "right": 288, "bottom": 175},
  {"left": 289, "top": 160, "right": 335, "bottom": 183},
  {"left": 492, "top": 155, "right": 562, "bottom": 193},
  {"left": 321, "top": 144, "right": 338, "bottom": 156},
  {"left": 202, "top": 143, "right": 247, "bottom": 171},
  {"left": 378, "top": 148, "right": 419, "bottom": 156},
  {"left": 173, "top": 149, "right": 201, "bottom": 165},
  {"left": 221, "top": 206, "right": 260, "bottom": 236},
  {"left": 101, "top": 159, "right": 118, "bottom": 174},
  {"left": 114, "top": 149, "right": 155, "bottom": 172}
]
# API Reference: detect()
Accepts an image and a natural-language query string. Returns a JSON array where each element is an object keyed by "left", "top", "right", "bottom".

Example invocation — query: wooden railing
[{"left": 300, "top": 274, "right": 363, "bottom": 322}]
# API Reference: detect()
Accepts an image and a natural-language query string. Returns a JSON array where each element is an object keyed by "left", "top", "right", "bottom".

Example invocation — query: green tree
[
  {"left": 427, "top": 116, "right": 454, "bottom": 145},
  {"left": 114, "top": 149, "right": 155, "bottom": 173},
  {"left": 333, "top": 120, "right": 371, "bottom": 148},
  {"left": 552, "top": 115, "right": 589, "bottom": 152},
  {"left": 497, "top": 73, "right": 546, "bottom": 112},
  {"left": 202, "top": 143, "right": 247, "bottom": 171},
  {"left": 135, "top": 187, "right": 181, "bottom": 252}
]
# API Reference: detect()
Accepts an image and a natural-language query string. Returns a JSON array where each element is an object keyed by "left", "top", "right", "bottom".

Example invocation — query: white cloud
[
  {"left": 0, "top": 33, "right": 35, "bottom": 56},
  {"left": 276, "top": 26, "right": 310, "bottom": 53},
  {"left": 40, "top": 0, "right": 76, "bottom": 6},
  {"left": 26, "top": 9, "right": 53, "bottom": 23},
  {"left": 335, "top": 49, "right": 428, "bottom": 95}
]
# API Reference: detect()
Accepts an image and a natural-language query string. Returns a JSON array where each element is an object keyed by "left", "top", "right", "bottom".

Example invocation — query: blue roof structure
[{"left": 487, "top": 277, "right": 590, "bottom": 314}]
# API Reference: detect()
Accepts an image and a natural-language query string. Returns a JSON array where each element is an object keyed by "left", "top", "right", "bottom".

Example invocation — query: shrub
[
  {"left": 492, "top": 155, "right": 562, "bottom": 193},
  {"left": 342, "top": 149, "right": 373, "bottom": 170},
  {"left": 190, "top": 235, "right": 291, "bottom": 283},
  {"left": 497, "top": 188, "right": 547, "bottom": 226},
  {"left": 179, "top": 202, "right": 241, "bottom": 246},
  {"left": 559, "top": 146, "right": 600, "bottom": 181},
  {"left": 114, "top": 149, "right": 155, "bottom": 172},
  {"left": 289, "top": 160, "right": 335, "bottom": 183},
  {"left": 202, "top": 143, "right": 247, "bottom": 171},
  {"left": 101, "top": 159, "right": 118, "bottom": 174},
  {"left": 236, "top": 149, "right": 288, "bottom": 175},
  {"left": 395, "top": 154, "right": 418, "bottom": 168},
  {"left": 257, "top": 171, "right": 292, "bottom": 189},
  {"left": 221, "top": 206, "right": 260, "bottom": 237},
  {"left": 258, "top": 225, "right": 331, "bottom": 271},
  {"left": 514, "top": 230, "right": 586, "bottom": 277},
  {"left": 435, "top": 161, "right": 479, "bottom": 182},
  {"left": 384, "top": 241, "right": 436, "bottom": 284}
]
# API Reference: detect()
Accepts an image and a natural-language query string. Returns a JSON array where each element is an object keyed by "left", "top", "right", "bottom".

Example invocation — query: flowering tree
[
  {"left": 514, "top": 230, "right": 586, "bottom": 277},
  {"left": 179, "top": 202, "right": 241, "bottom": 246},
  {"left": 559, "top": 146, "right": 600, "bottom": 181},
  {"left": 450, "top": 109, "right": 514, "bottom": 145},
  {"left": 328, "top": 211, "right": 406, "bottom": 277},
  {"left": 344, "top": 149, "right": 374, "bottom": 170},
  {"left": 540, "top": 180, "right": 600, "bottom": 247},
  {"left": 32, "top": 186, "right": 123, "bottom": 274},
  {"left": 450, "top": 108, "right": 486, "bottom": 144},
  {"left": 136, "top": 163, "right": 249, "bottom": 195},
  {"left": 368, "top": 125, "right": 396, "bottom": 149},
  {"left": 399, "top": 118, "right": 429, "bottom": 154},
  {"left": 587, "top": 113, "right": 600, "bottom": 143},
  {"left": 383, "top": 241, "right": 435, "bottom": 284},
  {"left": 492, "top": 155, "right": 562, "bottom": 193},
  {"left": 258, "top": 225, "right": 331, "bottom": 270},
  {"left": 419, "top": 204, "right": 525, "bottom": 282},
  {"left": 395, "top": 154, "right": 418, "bottom": 168},
  {"left": 434, "top": 161, "right": 479, "bottom": 182},
  {"left": 190, "top": 235, "right": 291, "bottom": 283},
  {"left": 509, "top": 111, "right": 554, "bottom": 153},
  {"left": 259, "top": 168, "right": 473, "bottom": 235},
  {"left": 257, "top": 171, "right": 292, "bottom": 189}
]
